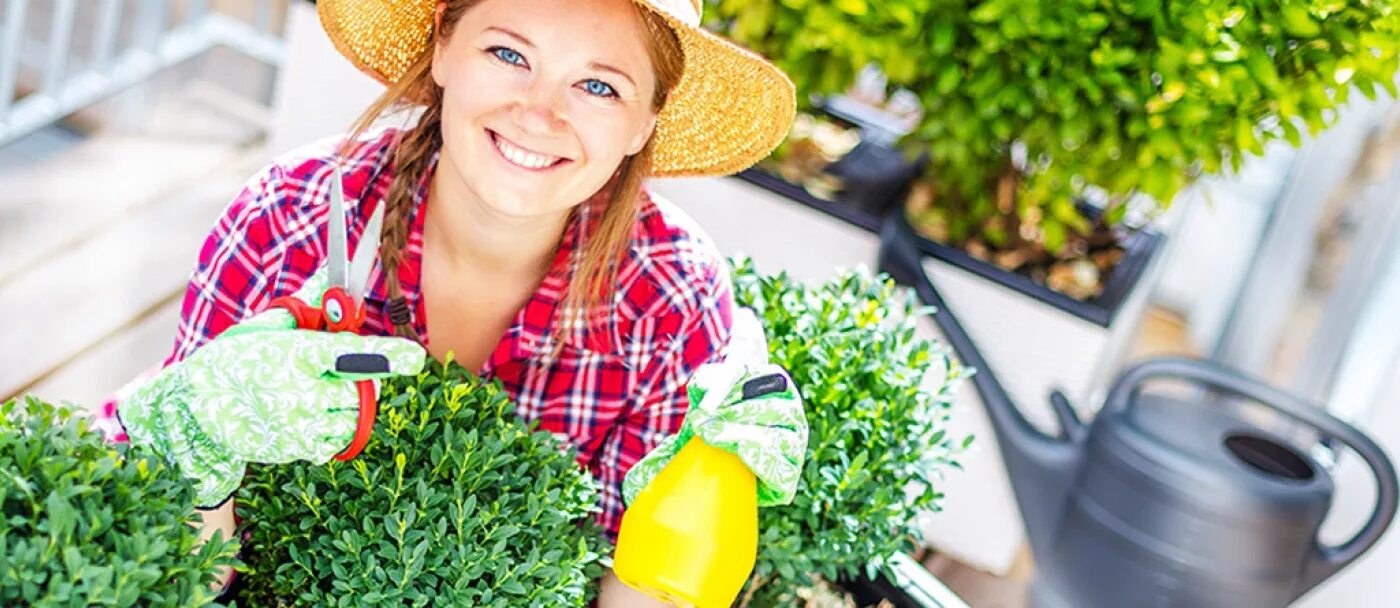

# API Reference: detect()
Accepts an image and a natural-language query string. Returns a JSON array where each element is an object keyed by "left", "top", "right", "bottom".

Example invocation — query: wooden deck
[{"left": 0, "top": 78, "right": 270, "bottom": 406}]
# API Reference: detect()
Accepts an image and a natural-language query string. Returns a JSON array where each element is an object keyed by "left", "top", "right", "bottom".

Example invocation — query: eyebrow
[{"left": 485, "top": 26, "right": 638, "bottom": 88}]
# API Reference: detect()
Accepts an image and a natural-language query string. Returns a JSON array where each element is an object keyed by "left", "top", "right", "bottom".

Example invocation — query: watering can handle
[{"left": 1103, "top": 357, "right": 1399, "bottom": 590}]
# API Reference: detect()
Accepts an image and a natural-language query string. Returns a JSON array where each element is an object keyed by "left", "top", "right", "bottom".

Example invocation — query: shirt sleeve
[
  {"left": 588, "top": 264, "right": 736, "bottom": 542},
  {"left": 162, "top": 164, "right": 286, "bottom": 367}
]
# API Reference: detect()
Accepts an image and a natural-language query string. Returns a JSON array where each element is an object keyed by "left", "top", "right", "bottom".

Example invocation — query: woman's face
[{"left": 431, "top": 0, "right": 661, "bottom": 220}]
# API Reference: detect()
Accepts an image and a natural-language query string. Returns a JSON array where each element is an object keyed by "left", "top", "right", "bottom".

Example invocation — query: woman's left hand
[
  {"left": 622, "top": 308, "right": 808, "bottom": 507},
  {"left": 597, "top": 569, "right": 673, "bottom": 607}
]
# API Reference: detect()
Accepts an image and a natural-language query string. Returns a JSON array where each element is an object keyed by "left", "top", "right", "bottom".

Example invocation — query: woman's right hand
[
  {"left": 115, "top": 270, "right": 427, "bottom": 508},
  {"left": 117, "top": 324, "right": 425, "bottom": 507}
]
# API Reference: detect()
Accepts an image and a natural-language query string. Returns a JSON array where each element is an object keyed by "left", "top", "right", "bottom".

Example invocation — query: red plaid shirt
[{"left": 154, "top": 126, "right": 734, "bottom": 540}]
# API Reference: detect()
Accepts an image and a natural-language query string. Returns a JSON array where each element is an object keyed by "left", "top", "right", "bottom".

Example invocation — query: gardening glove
[
  {"left": 118, "top": 265, "right": 427, "bottom": 508},
  {"left": 623, "top": 308, "right": 808, "bottom": 507}
]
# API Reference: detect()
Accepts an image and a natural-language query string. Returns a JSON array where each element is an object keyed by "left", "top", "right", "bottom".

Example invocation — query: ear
[
  {"left": 625, "top": 114, "right": 658, "bottom": 156},
  {"left": 430, "top": 2, "right": 449, "bottom": 88}
]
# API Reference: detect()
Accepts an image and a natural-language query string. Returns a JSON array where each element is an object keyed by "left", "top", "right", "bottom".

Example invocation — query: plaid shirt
[{"left": 150, "top": 126, "right": 735, "bottom": 540}]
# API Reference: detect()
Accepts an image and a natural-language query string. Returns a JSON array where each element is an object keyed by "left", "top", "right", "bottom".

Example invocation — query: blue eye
[
  {"left": 583, "top": 80, "right": 617, "bottom": 98},
  {"left": 490, "top": 46, "right": 525, "bottom": 66}
]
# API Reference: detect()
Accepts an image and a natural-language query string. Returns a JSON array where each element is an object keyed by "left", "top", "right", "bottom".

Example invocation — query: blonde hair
[{"left": 339, "top": 1, "right": 684, "bottom": 352}]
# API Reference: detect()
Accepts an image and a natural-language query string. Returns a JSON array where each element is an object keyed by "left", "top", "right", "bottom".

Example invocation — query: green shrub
[
  {"left": 234, "top": 357, "right": 608, "bottom": 607},
  {"left": 0, "top": 397, "right": 237, "bottom": 607},
  {"left": 707, "top": 0, "right": 1400, "bottom": 252},
  {"left": 728, "top": 257, "right": 968, "bottom": 605}
]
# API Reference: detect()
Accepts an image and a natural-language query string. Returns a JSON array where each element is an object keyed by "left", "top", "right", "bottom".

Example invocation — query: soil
[{"left": 762, "top": 114, "right": 1129, "bottom": 302}]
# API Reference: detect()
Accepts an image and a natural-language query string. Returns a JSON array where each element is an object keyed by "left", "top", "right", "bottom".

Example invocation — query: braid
[
  {"left": 378, "top": 92, "right": 443, "bottom": 341},
  {"left": 335, "top": 13, "right": 446, "bottom": 344}
]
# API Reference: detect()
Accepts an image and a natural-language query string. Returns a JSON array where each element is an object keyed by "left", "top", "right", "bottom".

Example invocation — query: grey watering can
[{"left": 878, "top": 218, "right": 1399, "bottom": 607}]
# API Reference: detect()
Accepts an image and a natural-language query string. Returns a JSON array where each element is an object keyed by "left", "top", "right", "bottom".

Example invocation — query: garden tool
[
  {"left": 119, "top": 164, "right": 426, "bottom": 508},
  {"left": 615, "top": 308, "right": 807, "bottom": 608},
  {"left": 877, "top": 228, "right": 1399, "bottom": 608}
]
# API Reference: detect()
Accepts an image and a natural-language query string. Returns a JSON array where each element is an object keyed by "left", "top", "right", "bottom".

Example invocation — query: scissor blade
[
  {"left": 348, "top": 202, "right": 385, "bottom": 301},
  {"left": 327, "top": 163, "right": 350, "bottom": 290}
]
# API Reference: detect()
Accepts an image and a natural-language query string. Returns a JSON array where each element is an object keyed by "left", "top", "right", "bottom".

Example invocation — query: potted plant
[
  {"left": 230, "top": 357, "right": 609, "bottom": 606},
  {"left": 1, "top": 397, "right": 238, "bottom": 607},
  {"left": 702, "top": 0, "right": 1400, "bottom": 573},
  {"left": 727, "top": 256, "right": 970, "bottom": 606}
]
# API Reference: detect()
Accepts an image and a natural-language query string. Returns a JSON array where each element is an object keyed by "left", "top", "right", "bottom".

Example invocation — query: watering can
[{"left": 878, "top": 220, "right": 1399, "bottom": 607}]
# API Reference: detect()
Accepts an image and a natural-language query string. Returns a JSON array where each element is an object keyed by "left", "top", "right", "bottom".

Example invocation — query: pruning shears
[
  {"left": 270, "top": 163, "right": 384, "bottom": 334},
  {"left": 267, "top": 163, "right": 386, "bottom": 461}
]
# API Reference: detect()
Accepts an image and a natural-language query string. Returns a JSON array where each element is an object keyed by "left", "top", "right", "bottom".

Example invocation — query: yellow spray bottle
[
  {"left": 614, "top": 309, "right": 778, "bottom": 607},
  {"left": 613, "top": 438, "right": 758, "bottom": 607}
]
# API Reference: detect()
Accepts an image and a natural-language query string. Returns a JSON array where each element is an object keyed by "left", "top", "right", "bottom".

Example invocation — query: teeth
[{"left": 493, "top": 133, "right": 559, "bottom": 169}]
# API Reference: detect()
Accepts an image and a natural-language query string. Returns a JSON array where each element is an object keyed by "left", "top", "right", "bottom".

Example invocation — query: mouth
[{"left": 488, "top": 129, "right": 571, "bottom": 172}]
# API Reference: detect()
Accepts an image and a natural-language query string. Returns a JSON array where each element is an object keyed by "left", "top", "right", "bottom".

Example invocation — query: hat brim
[{"left": 318, "top": 0, "right": 795, "bottom": 178}]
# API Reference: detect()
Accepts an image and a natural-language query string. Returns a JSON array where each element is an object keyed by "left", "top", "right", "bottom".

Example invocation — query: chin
[{"left": 479, "top": 191, "right": 547, "bottom": 218}]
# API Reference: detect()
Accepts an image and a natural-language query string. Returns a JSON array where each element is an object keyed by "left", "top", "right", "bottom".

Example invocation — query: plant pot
[
  {"left": 891, "top": 206, "right": 1163, "bottom": 327},
  {"left": 877, "top": 209, "right": 1168, "bottom": 574}
]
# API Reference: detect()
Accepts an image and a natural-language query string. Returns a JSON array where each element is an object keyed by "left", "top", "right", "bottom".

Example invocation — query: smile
[{"left": 488, "top": 130, "right": 570, "bottom": 171}]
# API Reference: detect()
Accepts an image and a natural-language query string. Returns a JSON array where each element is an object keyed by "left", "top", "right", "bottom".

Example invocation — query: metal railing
[{"left": 0, "top": 0, "right": 286, "bottom": 147}]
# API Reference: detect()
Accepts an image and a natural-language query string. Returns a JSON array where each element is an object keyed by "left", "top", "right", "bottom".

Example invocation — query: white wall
[{"left": 265, "top": 1, "right": 385, "bottom": 154}]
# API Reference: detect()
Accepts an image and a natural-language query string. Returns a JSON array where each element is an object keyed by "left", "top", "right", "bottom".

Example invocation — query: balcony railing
[{"left": 0, "top": 0, "right": 286, "bottom": 147}]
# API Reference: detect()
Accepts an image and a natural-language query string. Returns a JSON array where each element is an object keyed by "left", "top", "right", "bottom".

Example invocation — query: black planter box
[
  {"left": 737, "top": 91, "right": 1165, "bottom": 327},
  {"left": 737, "top": 157, "right": 1165, "bottom": 328},
  {"left": 880, "top": 207, "right": 1164, "bottom": 328},
  {"left": 736, "top": 166, "right": 887, "bottom": 233}
]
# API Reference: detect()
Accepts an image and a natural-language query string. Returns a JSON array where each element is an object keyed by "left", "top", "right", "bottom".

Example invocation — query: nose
[{"left": 512, "top": 79, "right": 567, "bottom": 137}]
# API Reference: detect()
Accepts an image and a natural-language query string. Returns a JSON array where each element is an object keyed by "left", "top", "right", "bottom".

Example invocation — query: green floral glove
[
  {"left": 118, "top": 268, "right": 427, "bottom": 507},
  {"left": 623, "top": 309, "right": 808, "bottom": 507}
]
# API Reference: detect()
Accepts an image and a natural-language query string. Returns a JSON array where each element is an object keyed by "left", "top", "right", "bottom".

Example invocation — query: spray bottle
[{"left": 613, "top": 309, "right": 775, "bottom": 607}]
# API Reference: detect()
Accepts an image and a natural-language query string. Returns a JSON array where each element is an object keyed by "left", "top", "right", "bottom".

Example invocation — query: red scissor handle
[
  {"left": 334, "top": 380, "right": 378, "bottom": 461},
  {"left": 269, "top": 293, "right": 377, "bottom": 462},
  {"left": 321, "top": 286, "right": 366, "bottom": 333},
  {"left": 270, "top": 295, "right": 324, "bottom": 330}
]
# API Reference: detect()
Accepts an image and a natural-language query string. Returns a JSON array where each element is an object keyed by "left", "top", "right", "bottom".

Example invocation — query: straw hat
[{"left": 317, "top": 0, "right": 796, "bottom": 177}]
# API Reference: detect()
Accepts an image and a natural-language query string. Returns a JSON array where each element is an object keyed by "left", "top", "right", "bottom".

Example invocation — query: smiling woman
[{"left": 97, "top": 0, "right": 797, "bottom": 604}]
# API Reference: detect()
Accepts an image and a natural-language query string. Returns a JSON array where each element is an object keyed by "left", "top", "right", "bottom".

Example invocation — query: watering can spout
[
  {"left": 877, "top": 215, "right": 1085, "bottom": 554},
  {"left": 983, "top": 383, "right": 1087, "bottom": 555}
]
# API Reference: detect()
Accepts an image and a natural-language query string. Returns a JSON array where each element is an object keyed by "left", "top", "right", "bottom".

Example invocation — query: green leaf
[
  {"left": 1280, "top": 119, "right": 1304, "bottom": 148},
  {"left": 1281, "top": 5, "right": 1321, "bottom": 37},
  {"left": 833, "top": 0, "right": 868, "bottom": 16}
]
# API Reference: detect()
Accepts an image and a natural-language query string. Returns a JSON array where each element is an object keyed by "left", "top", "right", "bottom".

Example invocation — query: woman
[{"left": 108, "top": 0, "right": 798, "bottom": 603}]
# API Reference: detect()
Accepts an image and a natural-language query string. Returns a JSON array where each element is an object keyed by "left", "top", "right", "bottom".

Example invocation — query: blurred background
[{"left": 1, "top": 1, "right": 1397, "bottom": 606}]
